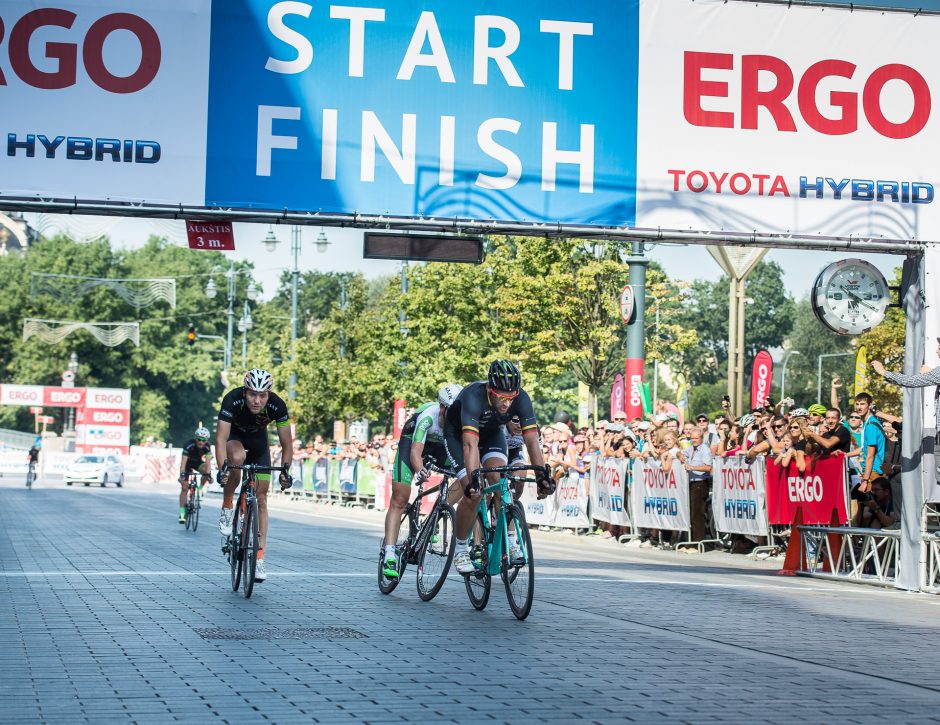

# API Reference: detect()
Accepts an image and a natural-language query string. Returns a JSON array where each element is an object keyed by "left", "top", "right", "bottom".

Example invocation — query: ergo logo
[
  {"left": 9, "top": 390, "right": 39, "bottom": 401},
  {"left": 50, "top": 391, "right": 82, "bottom": 403},
  {"left": 0, "top": 9, "right": 161, "bottom": 93},
  {"left": 684, "top": 52, "right": 930, "bottom": 139},
  {"left": 91, "top": 410, "right": 125, "bottom": 424},
  {"left": 91, "top": 392, "right": 126, "bottom": 405},
  {"left": 754, "top": 363, "right": 769, "bottom": 403}
]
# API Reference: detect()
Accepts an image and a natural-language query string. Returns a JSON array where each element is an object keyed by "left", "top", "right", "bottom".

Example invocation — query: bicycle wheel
[
  {"left": 26, "top": 465, "right": 34, "bottom": 490},
  {"left": 229, "top": 507, "right": 242, "bottom": 592},
  {"left": 502, "top": 502, "right": 535, "bottom": 620},
  {"left": 416, "top": 504, "right": 456, "bottom": 601},
  {"left": 192, "top": 488, "right": 200, "bottom": 532},
  {"left": 242, "top": 499, "right": 258, "bottom": 598},
  {"left": 378, "top": 510, "right": 412, "bottom": 594},
  {"left": 185, "top": 487, "right": 194, "bottom": 531},
  {"left": 464, "top": 510, "right": 491, "bottom": 610}
]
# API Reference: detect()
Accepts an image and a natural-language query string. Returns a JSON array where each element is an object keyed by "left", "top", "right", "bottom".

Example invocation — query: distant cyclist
[
  {"left": 177, "top": 426, "right": 212, "bottom": 524},
  {"left": 216, "top": 369, "right": 293, "bottom": 583},
  {"left": 443, "top": 360, "right": 553, "bottom": 574},
  {"left": 382, "top": 383, "right": 462, "bottom": 578},
  {"left": 26, "top": 439, "right": 40, "bottom": 487}
]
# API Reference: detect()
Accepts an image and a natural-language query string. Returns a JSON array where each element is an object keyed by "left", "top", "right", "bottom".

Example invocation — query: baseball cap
[
  {"left": 696, "top": 414, "right": 708, "bottom": 422},
  {"left": 637, "top": 421, "right": 652, "bottom": 431},
  {"left": 607, "top": 423, "right": 624, "bottom": 433},
  {"left": 595, "top": 419, "right": 610, "bottom": 428},
  {"left": 551, "top": 422, "right": 571, "bottom": 436}
]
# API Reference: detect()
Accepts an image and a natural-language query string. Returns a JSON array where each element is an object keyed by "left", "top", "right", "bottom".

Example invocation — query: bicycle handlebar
[
  {"left": 425, "top": 463, "right": 458, "bottom": 477},
  {"left": 465, "top": 463, "right": 552, "bottom": 497},
  {"left": 225, "top": 463, "right": 289, "bottom": 473}
]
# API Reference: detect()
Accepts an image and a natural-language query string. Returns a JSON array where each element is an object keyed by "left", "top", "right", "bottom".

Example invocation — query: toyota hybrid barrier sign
[{"left": 1, "top": 1, "right": 938, "bottom": 242}]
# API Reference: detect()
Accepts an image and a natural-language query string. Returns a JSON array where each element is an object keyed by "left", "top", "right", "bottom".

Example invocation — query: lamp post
[
  {"left": 66, "top": 351, "right": 79, "bottom": 434},
  {"left": 817, "top": 352, "right": 853, "bottom": 405},
  {"left": 780, "top": 350, "right": 800, "bottom": 402},
  {"left": 206, "top": 264, "right": 258, "bottom": 370},
  {"left": 263, "top": 225, "right": 330, "bottom": 398},
  {"left": 237, "top": 301, "right": 253, "bottom": 368}
]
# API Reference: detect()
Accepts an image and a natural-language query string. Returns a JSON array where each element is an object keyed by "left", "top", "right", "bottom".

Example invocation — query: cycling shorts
[
  {"left": 227, "top": 427, "right": 272, "bottom": 475},
  {"left": 443, "top": 425, "right": 508, "bottom": 481},
  {"left": 393, "top": 439, "right": 452, "bottom": 485}
]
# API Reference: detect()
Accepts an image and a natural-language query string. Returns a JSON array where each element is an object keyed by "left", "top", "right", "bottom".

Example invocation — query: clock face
[{"left": 813, "top": 259, "right": 889, "bottom": 336}]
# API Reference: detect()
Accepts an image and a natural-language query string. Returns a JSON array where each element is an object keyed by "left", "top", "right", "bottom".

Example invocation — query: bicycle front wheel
[
  {"left": 416, "top": 504, "right": 456, "bottom": 601},
  {"left": 502, "top": 502, "right": 535, "bottom": 620},
  {"left": 185, "top": 488, "right": 194, "bottom": 531},
  {"left": 229, "top": 508, "right": 242, "bottom": 592},
  {"left": 464, "top": 510, "right": 491, "bottom": 610},
  {"left": 242, "top": 500, "right": 258, "bottom": 598},
  {"left": 26, "top": 466, "right": 34, "bottom": 490},
  {"left": 192, "top": 489, "right": 200, "bottom": 532}
]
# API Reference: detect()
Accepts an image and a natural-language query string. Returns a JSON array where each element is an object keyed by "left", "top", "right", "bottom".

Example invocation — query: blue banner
[{"left": 206, "top": 1, "right": 639, "bottom": 225}]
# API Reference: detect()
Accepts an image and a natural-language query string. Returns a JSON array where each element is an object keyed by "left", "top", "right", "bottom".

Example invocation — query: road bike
[
  {"left": 25, "top": 460, "right": 36, "bottom": 490},
  {"left": 463, "top": 464, "right": 548, "bottom": 620},
  {"left": 221, "top": 462, "right": 288, "bottom": 599},
  {"left": 378, "top": 463, "right": 457, "bottom": 601},
  {"left": 183, "top": 471, "right": 202, "bottom": 532}
]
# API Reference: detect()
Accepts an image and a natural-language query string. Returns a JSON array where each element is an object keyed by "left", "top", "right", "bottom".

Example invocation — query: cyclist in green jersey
[{"left": 382, "top": 384, "right": 462, "bottom": 578}]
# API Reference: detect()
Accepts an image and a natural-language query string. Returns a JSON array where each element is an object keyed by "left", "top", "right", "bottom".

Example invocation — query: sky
[{"left": 24, "top": 213, "right": 902, "bottom": 306}]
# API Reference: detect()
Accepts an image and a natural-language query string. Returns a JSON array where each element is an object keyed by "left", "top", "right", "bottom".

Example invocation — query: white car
[{"left": 65, "top": 455, "right": 125, "bottom": 487}]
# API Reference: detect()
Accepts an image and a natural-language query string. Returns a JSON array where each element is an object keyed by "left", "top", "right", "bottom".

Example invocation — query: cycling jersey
[
  {"left": 394, "top": 402, "right": 452, "bottom": 484},
  {"left": 444, "top": 381, "right": 538, "bottom": 437},
  {"left": 181, "top": 439, "right": 211, "bottom": 471},
  {"left": 218, "top": 388, "right": 290, "bottom": 433},
  {"left": 401, "top": 402, "right": 445, "bottom": 445}
]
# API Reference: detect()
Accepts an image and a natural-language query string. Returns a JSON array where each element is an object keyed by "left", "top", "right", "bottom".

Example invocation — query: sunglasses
[
  {"left": 773, "top": 423, "right": 786, "bottom": 428},
  {"left": 487, "top": 386, "right": 519, "bottom": 401},
  {"left": 197, "top": 437, "right": 208, "bottom": 442},
  {"left": 849, "top": 415, "right": 861, "bottom": 420},
  {"left": 789, "top": 426, "right": 801, "bottom": 431}
]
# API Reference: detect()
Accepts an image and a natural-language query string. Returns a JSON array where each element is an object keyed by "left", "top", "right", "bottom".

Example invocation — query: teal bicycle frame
[{"left": 473, "top": 476, "right": 527, "bottom": 574}]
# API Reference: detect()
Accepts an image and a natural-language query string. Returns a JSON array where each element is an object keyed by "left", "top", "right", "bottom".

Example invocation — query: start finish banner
[{"left": 1, "top": 1, "right": 938, "bottom": 242}]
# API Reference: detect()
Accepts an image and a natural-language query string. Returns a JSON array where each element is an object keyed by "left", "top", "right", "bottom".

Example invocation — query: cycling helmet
[
  {"left": 438, "top": 383, "right": 462, "bottom": 407},
  {"left": 244, "top": 368, "right": 273, "bottom": 392},
  {"left": 807, "top": 404, "right": 827, "bottom": 416},
  {"left": 790, "top": 407, "right": 810, "bottom": 418},
  {"left": 195, "top": 426, "right": 210, "bottom": 440},
  {"left": 738, "top": 414, "right": 756, "bottom": 427},
  {"left": 487, "top": 360, "right": 521, "bottom": 392}
]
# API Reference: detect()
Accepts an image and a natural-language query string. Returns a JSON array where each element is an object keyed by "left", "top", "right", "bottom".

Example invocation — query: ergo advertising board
[{"left": 0, "top": 0, "right": 937, "bottom": 242}]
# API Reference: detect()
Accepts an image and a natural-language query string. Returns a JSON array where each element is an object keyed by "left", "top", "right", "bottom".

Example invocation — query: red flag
[{"left": 750, "top": 349, "right": 774, "bottom": 409}]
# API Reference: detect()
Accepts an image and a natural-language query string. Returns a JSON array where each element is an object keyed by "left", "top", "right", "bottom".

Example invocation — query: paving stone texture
[{"left": 2, "top": 477, "right": 940, "bottom": 724}]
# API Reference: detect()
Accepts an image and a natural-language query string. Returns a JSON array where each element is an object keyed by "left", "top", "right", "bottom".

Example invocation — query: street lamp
[
  {"left": 205, "top": 265, "right": 258, "bottom": 369},
  {"left": 262, "top": 225, "right": 330, "bottom": 398},
  {"left": 237, "top": 301, "right": 253, "bottom": 368},
  {"left": 66, "top": 352, "right": 79, "bottom": 434},
  {"left": 780, "top": 350, "right": 801, "bottom": 403}
]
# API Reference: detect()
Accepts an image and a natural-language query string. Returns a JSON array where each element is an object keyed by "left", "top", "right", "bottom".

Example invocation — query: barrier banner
[
  {"left": 589, "top": 457, "right": 631, "bottom": 526},
  {"left": 765, "top": 456, "right": 849, "bottom": 525},
  {"left": 554, "top": 472, "right": 591, "bottom": 528},
  {"left": 519, "top": 478, "right": 558, "bottom": 526},
  {"left": 712, "top": 456, "right": 767, "bottom": 536},
  {"left": 630, "top": 458, "right": 690, "bottom": 532}
]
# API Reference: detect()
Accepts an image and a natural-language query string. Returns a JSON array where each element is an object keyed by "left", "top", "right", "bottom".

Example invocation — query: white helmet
[
  {"left": 244, "top": 368, "right": 273, "bottom": 392},
  {"left": 195, "top": 426, "right": 210, "bottom": 440},
  {"left": 738, "top": 414, "right": 756, "bottom": 428},
  {"left": 438, "top": 383, "right": 462, "bottom": 407}
]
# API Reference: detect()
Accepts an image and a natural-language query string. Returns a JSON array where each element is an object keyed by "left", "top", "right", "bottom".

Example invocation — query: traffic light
[{"left": 186, "top": 324, "right": 197, "bottom": 347}]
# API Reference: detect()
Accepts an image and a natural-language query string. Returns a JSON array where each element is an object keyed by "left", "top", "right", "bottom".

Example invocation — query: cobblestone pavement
[{"left": 3, "top": 478, "right": 940, "bottom": 724}]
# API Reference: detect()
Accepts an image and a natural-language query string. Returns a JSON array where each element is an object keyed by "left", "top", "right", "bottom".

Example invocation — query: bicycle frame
[
  {"left": 470, "top": 464, "right": 540, "bottom": 576},
  {"left": 404, "top": 468, "right": 453, "bottom": 559}
]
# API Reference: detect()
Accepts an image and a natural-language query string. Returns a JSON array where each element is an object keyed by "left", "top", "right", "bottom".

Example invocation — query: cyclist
[
  {"left": 382, "top": 383, "right": 462, "bottom": 578},
  {"left": 443, "top": 360, "right": 553, "bottom": 575},
  {"left": 26, "top": 439, "right": 40, "bottom": 486},
  {"left": 177, "top": 426, "right": 213, "bottom": 524},
  {"left": 216, "top": 369, "right": 293, "bottom": 583}
]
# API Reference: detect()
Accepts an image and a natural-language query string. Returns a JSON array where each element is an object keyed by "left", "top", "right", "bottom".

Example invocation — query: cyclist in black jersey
[
  {"left": 177, "top": 426, "right": 212, "bottom": 524},
  {"left": 215, "top": 368, "right": 293, "bottom": 583},
  {"left": 443, "top": 360, "right": 553, "bottom": 574}
]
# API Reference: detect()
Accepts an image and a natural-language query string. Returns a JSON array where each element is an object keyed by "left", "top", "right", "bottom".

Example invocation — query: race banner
[
  {"left": 519, "top": 478, "right": 559, "bottom": 527},
  {"left": 630, "top": 458, "right": 690, "bottom": 532},
  {"left": 712, "top": 456, "right": 768, "bottom": 536},
  {"left": 554, "top": 473, "right": 591, "bottom": 528},
  {"left": 765, "top": 455, "right": 849, "bottom": 525},
  {"left": 590, "top": 457, "right": 631, "bottom": 527}
]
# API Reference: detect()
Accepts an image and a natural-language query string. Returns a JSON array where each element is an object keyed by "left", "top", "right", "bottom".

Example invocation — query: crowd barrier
[{"left": 283, "top": 456, "right": 379, "bottom": 507}]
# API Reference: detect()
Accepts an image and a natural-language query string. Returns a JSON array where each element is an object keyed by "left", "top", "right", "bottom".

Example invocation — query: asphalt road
[{"left": 2, "top": 476, "right": 940, "bottom": 724}]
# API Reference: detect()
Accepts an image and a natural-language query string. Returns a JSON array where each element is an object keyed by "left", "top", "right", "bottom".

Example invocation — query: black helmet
[{"left": 487, "top": 360, "right": 521, "bottom": 393}]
